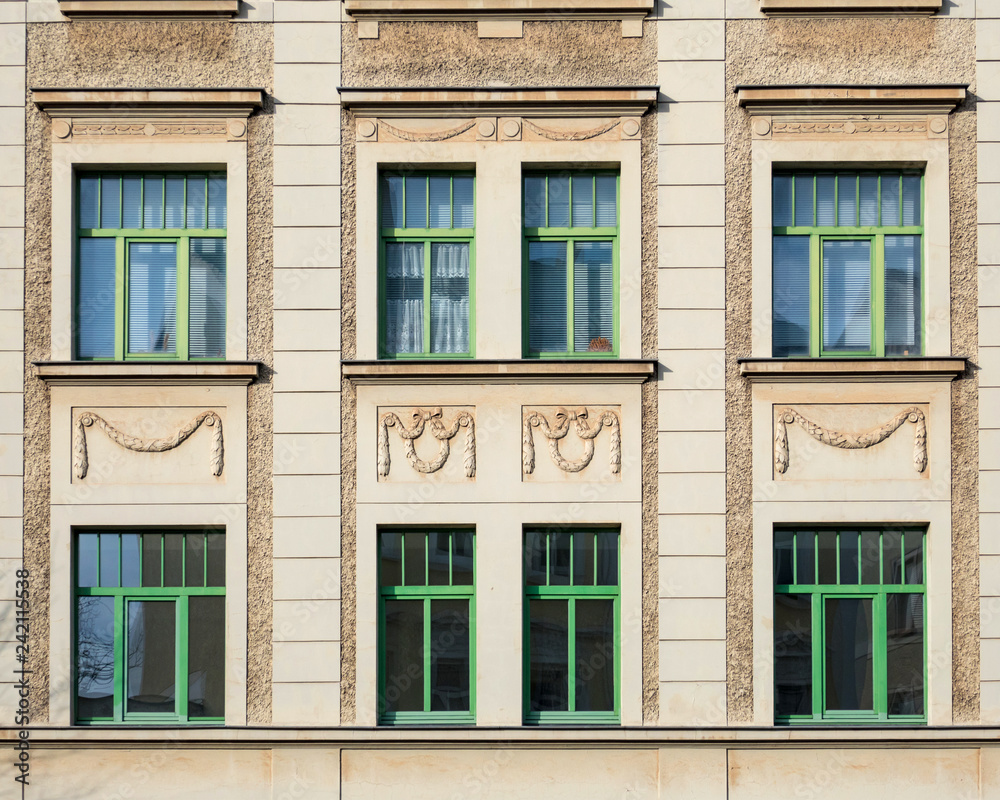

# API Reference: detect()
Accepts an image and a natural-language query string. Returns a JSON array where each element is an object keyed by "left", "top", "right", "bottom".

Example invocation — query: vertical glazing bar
[
  {"left": 901, "top": 531, "right": 907, "bottom": 585},
  {"left": 423, "top": 598, "right": 432, "bottom": 712},
  {"left": 180, "top": 532, "right": 186, "bottom": 586},
  {"left": 835, "top": 530, "right": 840, "bottom": 585},
  {"left": 203, "top": 531, "right": 208, "bottom": 586},
  {"left": 568, "top": 532, "right": 575, "bottom": 587},
  {"left": 568, "top": 598, "right": 576, "bottom": 713},
  {"left": 792, "top": 531, "right": 797, "bottom": 583},
  {"left": 177, "top": 596, "right": 188, "bottom": 719},
  {"left": 113, "top": 595, "right": 124, "bottom": 721},
  {"left": 160, "top": 533, "right": 165, "bottom": 587},
  {"left": 812, "top": 591, "right": 822, "bottom": 717},
  {"left": 117, "top": 532, "right": 122, "bottom": 586},
  {"left": 424, "top": 530, "right": 429, "bottom": 585}
]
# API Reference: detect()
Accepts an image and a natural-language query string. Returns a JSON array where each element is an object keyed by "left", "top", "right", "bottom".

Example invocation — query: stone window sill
[
  {"left": 739, "top": 357, "right": 967, "bottom": 383},
  {"left": 759, "top": 0, "right": 941, "bottom": 15},
  {"left": 57, "top": 0, "right": 240, "bottom": 19},
  {"left": 34, "top": 361, "right": 260, "bottom": 386},
  {"left": 342, "top": 359, "right": 657, "bottom": 385}
]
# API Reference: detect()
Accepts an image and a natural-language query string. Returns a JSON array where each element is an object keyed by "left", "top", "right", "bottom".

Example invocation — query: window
[
  {"left": 523, "top": 528, "right": 619, "bottom": 724},
  {"left": 378, "top": 529, "right": 475, "bottom": 724},
  {"left": 379, "top": 172, "right": 474, "bottom": 358},
  {"left": 76, "top": 172, "right": 227, "bottom": 361},
  {"left": 773, "top": 527, "right": 926, "bottom": 724},
  {"left": 74, "top": 530, "right": 226, "bottom": 724},
  {"left": 523, "top": 171, "right": 619, "bottom": 358},
  {"left": 772, "top": 170, "right": 923, "bottom": 358}
]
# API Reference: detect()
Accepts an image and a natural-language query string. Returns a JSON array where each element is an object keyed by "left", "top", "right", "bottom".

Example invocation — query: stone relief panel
[
  {"left": 522, "top": 406, "right": 622, "bottom": 482},
  {"left": 357, "top": 116, "right": 641, "bottom": 144},
  {"left": 772, "top": 403, "right": 929, "bottom": 482},
  {"left": 377, "top": 406, "right": 476, "bottom": 482}
]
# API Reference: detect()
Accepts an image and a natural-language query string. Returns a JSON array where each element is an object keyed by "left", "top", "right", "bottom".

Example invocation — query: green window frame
[
  {"left": 774, "top": 527, "right": 926, "bottom": 725},
  {"left": 74, "top": 530, "right": 226, "bottom": 725},
  {"left": 522, "top": 171, "right": 620, "bottom": 359},
  {"left": 378, "top": 172, "right": 476, "bottom": 359},
  {"left": 75, "top": 171, "right": 227, "bottom": 361},
  {"left": 772, "top": 170, "right": 923, "bottom": 358},
  {"left": 523, "top": 528, "right": 620, "bottom": 725},
  {"left": 378, "top": 528, "right": 476, "bottom": 724}
]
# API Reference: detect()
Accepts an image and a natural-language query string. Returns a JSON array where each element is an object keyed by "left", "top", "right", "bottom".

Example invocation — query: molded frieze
[
  {"left": 357, "top": 116, "right": 641, "bottom": 143},
  {"left": 377, "top": 407, "right": 476, "bottom": 481},
  {"left": 522, "top": 406, "right": 621, "bottom": 481}
]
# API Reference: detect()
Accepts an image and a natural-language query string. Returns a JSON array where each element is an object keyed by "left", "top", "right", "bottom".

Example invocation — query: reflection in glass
[
  {"left": 206, "top": 533, "right": 225, "bottom": 587},
  {"left": 188, "top": 596, "right": 225, "bottom": 718},
  {"left": 525, "top": 530, "right": 547, "bottom": 586},
  {"left": 774, "top": 530, "right": 794, "bottom": 585},
  {"left": 451, "top": 530, "right": 474, "bottom": 586},
  {"left": 573, "top": 531, "right": 596, "bottom": 586},
  {"left": 163, "top": 534, "right": 184, "bottom": 587},
  {"left": 77, "top": 534, "right": 99, "bottom": 588},
  {"left": 141, "top": 532, "right": 162, "bottom": 587},
  {"left": 825, "top": 597, "right": 873, "bottom": 712},
  {"left": 430, "top": 599, "right": 470, "bottom": 712},
  {"left": 774, "top": 594, "right": 812, "bottom": 716},
  {"left": 817, "top": 530, "right": 837, "bottom": 585},
  {"left": 383, "top": 599, "right": 424, "bottom": 713},
  {"left": 121, "top": 534, "right": 141, "bottom": 587},
  {"left": 839, "top": 531, "right": 859, "bottom": 585},
  {"left": 427, "top": 531, "right": 451, "bottom": 586},
  {"left": 860, "top": 530, "right": 880, "bottom": 585},
  {"left": 550, "top": 531, "right": 571, "bottom": 586},
  {"left": 100, "top": 533, "right": 118, "bottom": 587},
  {"left": 380, "top": 532, "right": 402, "bottom": 586},
  {"left": 127, "top": 242, "right": 177, "bottom": 355},
  {"left": 529, "top": 599, "right": 568, "bottom": 712},
  {"left": 575, "top": 599, "right": 614, "bottom": 712},
  {"left": 127, "top": 600, "right": 176, "bottom": 714},
  {"left": 76, "top": 596, "right": 115, "bottom": 718},
  {"left": 796, "top": 531, "right": 815, "bottom": 585},
  {"left": 886, "top": 593, "right": 924, "bottom": 715},
  {"left": 404, "top": 531, "right": 426, "bottom": 586},
  {"left": 185, "top": 533, "right": 205, "bottom": 588},
  {"left": 596, "top": 531, "right": 618, "bottom": 586}
]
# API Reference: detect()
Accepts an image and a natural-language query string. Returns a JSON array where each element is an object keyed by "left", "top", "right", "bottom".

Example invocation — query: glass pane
[
  {"left": 794, "top": 173, "right": 813, "bottom": 227},
  {"left": 550, "top": 531, "right": 571, "bottom": 586},
  {"left": 903, "top": 530, "right": 924, "bottom": 584},
  {"left": 428, "top": 175, "right": 451, "bottom": 229},
  {"left": 886, "top": 593, "right": 925, "bottom": 716},
  {"left": 143, "top": 176, "right": 164, "bottom": 229},
  {"left": 142, "top": 532, "right": 162, "bottom": 588},
  {"left": 816, "top": 173, "right": 836, "bottom": 226},
  {"left": 774, "top": 593, "right": 812, "bottom": 716},
  {"left": 78, "top": 533, "right": 100, "bottom": 588},
  {"left": 772, "top": 236, "right": 810, "bottom": 357},
  {"left": 881, "top": 173, "right": 900, "bottom": 226},
  {"left": 524, "top": 175, "right": 546, "bottom": 228},
  {"left": 774, "top": 530, "right": 794, "bottom": 585},
  {"left": 822, "top": 239, "right": 871, "bottom": 353},
  {"left": 528, "top": 241, "right": 567, "bottom": 353},
  {"left": 99, "top": 533, "right": 118, "bottom": 587},
  {"left": 384, "top": 242, "right": 424, "bottom": 355},
  {"left": 206, "top": 533, "right": 225, "bottom": 587},
  {"left": 404, "top": 531, "right": 426, "bottom": 586},
  {"left": 404, "top": 175, "right": 426, "bottom": 228},
  {"left": 430, "top": 242, "right": 469, "bottom": 354},
  {"left": 427, "top": 531, "right": 451, "bottom": 586},
  {"left": 164, "top": 175, "right": 185, "bottom": 228},
  {"left": 185, "top": 533, "right": 205, "bottom": 588},
  {"left": 525, "top": 530, "right": 547, "bottom": 586},
  {"left": 121, "top": 533, "right": 141, "bottom": 587},
  {"left": 453, "top": 176, "right": 474, "bottom": 228},
  {"left": 79, "top": 176, "right": 100, "bottom": 229},
  {"left": 824, "top": 597, "right": 874, "bottom": 712},
  {"left": 529, "top": 599, "right": 569, "bottom": 712},
  {"left": 76, "top": 238, "right": 116, "bottom": 359},
  {"left": 127, "top": 600, "right": 176, "bottom": 714},
  {"left": 188, "top": 238, "right": 227, "bottom": 358},
  {"left": 575, "top": 599, "right": 615, "bottom": 712},
  {"left": 207, "top": 175, "right": 226, "bottom": 228},
  {"left": 883, "top": 530, "right": 903, "bottom": 584},
  {"left": 796, "top": 531, "right": 815, "bottom": 585},
  {"left": 901, "top": 174, "right": 921, "bottom": 226},
  {"left": 860, "top": 530, "right": 880, "bottom": 585},
  {"left": 817, "top": 530, "right": 837, "bottom": 584},
  {"left": 772, "top": 174, "right": 793, "bottom": 227},
  {"left": 100, "top": 175, "right": 121, "bottom": 229},
  {"left": 573, "top": 531, "right": 596, "bottom": 586},
  {"left": 383, "top": 599, "right": 424, "bottom": 713},
  {"left": 123, "top": 176, "right": 142, "bottom": 229},
  {"left": 884, "top": 235, "right": 921, "bottom": 357},
  {"left": 451, "top": 530, "right": 474, "bottom": 586},
  {"left": 430, "top": 599, "right": 470, "bottom": 712},
  {"left": 859, "top": 173, "right": 879, "bottom": 226},
  {"left": 186, "top": 174, "right": 207, "bottom": 229},
  {"left": 548, "top": 175, "right": 570, "bottom": 227},
  {"left": 163, "top": 534, "right": 184, "bottom": 587},
  {"left": 381, "top": 175, "right": 404, "bottom": 228},
  {"left": 76, "top": 596, "right": 115, "bottom": 719},
  {"left": 127, "top": 242, "right": 177, "bottom": 355},
  {"left": 188, "top": 596, "right": 225, "bottom": 718},
  {"left": 596, "top": 531, "right": 618, "bottom": 586},
  {"left": 595, "top": 174, "right": 617, "bottom": 227},
  {"left": 837, "top": 172, "right": 858, "bottom": 226},
  {"left": 573, "top": 241, "right": 614, "bottom": 353},
  {"left": 380, "top": 532, "right": 403, "bottom": 587},
  {"left": 571, "top": 173, "right": 594, "bottom": 227},
  {"left": 839, "top": 531, "right": 859, "bottom": 585}
]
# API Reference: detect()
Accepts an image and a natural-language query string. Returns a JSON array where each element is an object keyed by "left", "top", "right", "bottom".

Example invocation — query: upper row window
[{"left": 76, "top": 172, "right": 227, "bottom": 361}]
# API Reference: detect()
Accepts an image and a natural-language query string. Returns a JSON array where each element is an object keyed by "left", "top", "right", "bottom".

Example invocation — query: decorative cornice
[
  {"left": 342, "top": 360, "right": 657, "bottom": 385},
  {"left": 32, "top": 89, "right": 265, "bottom": 118},
  {"left": 759, "top": 0, "right": 940, "bottom": 15},
  {"left": 57, "top": 0, "right": 240, "bottom": 19},
  {"left": 34, "top": 361, "right": 260, "bottom": 387},
  {"left": 739, "top": 358, "right": 967, "bottom": 383},
  {"left": 344, "top": 0, "right": 653, "bottom": 20},
  {"left": 736, "top": 84, "right": 966, "bottom": 117},
  {"left": 339, "top": 87, "right": 658, "bottom": 119}
]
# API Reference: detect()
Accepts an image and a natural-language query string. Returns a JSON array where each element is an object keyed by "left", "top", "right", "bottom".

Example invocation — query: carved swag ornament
[
  {"left": 378, "top": 408, "right": 476, "bottom": 478},
  {"left": 522, "top": 407, "right": 621, "bottom": 475}
]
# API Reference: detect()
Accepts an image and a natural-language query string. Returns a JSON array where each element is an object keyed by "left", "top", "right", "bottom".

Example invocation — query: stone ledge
[
  {"left": 739, "top": 358, "right": 967, "bottom": 383},
  {"left": 342, "top": 359, "right": 657, "bottom": 385},
  {"left": 34, "top": 361, "right": 261, "bottom": 386},
  {"left": 344, "top": 0, "right": 653, "bottom": 22},
  {"left": 735, "top": 84, "right": 966, "bottom": 116},
  {"left": 32, "top": 88, "right": 265, "bottom": 118},
  {"left": 57, "top": 0, "right": 240, "bottom": 19},
  {"left": 759, "top": 0, "right": 940, "bottom": 15}
]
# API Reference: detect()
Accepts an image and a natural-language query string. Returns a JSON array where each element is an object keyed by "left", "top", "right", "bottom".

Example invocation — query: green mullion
[
  {"left": 79, "top": 229, "right": 224, "bottom": 237},
  {"left": 160, "top": 534, "right": 165, "bottom": 588},
  {"left": 448, "top": 532, "right": 454, "bottom": 584},
  {"left": 400, "top": 531, "right": 406, "bottom": 586},
  {"left": 527, "top": 585, "right": 619, "bottom": 599},
  {"left": 423, "top": 598, "right": 432, "bottom": 712},
  {"left": 568, "top": 598, "right": 576, "bottom": 713},
  {"left": 874, "top": 590, "right": 887, "bottom": 718},
  {"left": 113, "top": 594, "right": 124, "bottom": 721},
  {"left": 178, "top": 595, "right": 189, "bottom": 719},
  {"left": 811, "top": 592, "right": 822, "bottom": 718},
  {"left": 792, "top": 531, "right": 798, "bottom": 583},
  {"left": 835, "top": 531, "right": 840, "bottom": 585},
  {"left": 774, "top": 227, "right": 920, "bottom": 236},
  {"left": 78, "top": 586, "right": 225, "bottom": 597}
]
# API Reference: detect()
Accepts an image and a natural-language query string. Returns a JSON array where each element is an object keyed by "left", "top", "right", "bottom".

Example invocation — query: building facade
[{"left": 0, "top": 0, "right": 999, "bottom": 796}]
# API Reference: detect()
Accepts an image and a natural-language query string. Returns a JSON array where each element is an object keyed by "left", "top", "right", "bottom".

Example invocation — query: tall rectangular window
[
  {"left": 76, "top": 172, "right": 227, "bottom": 361},
  {"left": 523, "top": 528, "right": 619, "bottom": 724},
  {"left": 772, "top": 170, "right": 922, "bottom": 358},
  {"left": 379, "top": 172, "right": 474, "bottom": 358},
  {"left": 773, "top": 527, "right": 926, "bottom": 724},
  {"left": 523, "top": 171, "right": 619, "bottom": 358},
  {"left": 379, "top": 529, "right": 475, "bottom": 724},
  {"left": 74, "top": 530, "right": 226, "bottom": 724}
]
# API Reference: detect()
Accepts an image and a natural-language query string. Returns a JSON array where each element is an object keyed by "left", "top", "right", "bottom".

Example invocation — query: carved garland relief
[
  {"left": 357, "top": 116, "right": 642, "bottom": 143},
  {"left": 752, "top": 115, "right": 948, "bottom": 141},
  {"left": 378, "top": 408, "right": 476, "bottom": 478},
  {"left": 522, "top": 407, "right": 621, "bottom": 475}
]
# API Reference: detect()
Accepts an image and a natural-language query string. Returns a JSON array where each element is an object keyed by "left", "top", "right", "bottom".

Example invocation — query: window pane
[
  {"left": 404, "top": 531, "right": 426, "bottom": 586},
  {"left": 405, "top": 175, "right": 426, "bottom": 228},
  {"left": 428, "top": 175, "right": 451, "bottom": 229},
  {"left": 772, "top": 236, "right": 810, "bottom": 357},
  {"left": 206, "top": 533, "right": 225, "bottom": 587},
  {"left": 164, "top": 175, "right": 185, "bottom": 228},
  {"left": 380, "top": 532, "right": 403, "bottom": 587},
  {"left": 794, "top": 173, "right": 813, "bottom": 227},
  {"left": 903, "top": 530, "right": 924, "bottom": 584},
  {"left": 188, "top": 238, "right": 227, "bottom": 358},
  {"left": 883, "top": 530, "right": 903, "bottom": 584},
  {"left": 881, "top": 173, "right": 900, "bottom": 226},
  {"left": 77, "top": 533, "right": 99, "bottom": 587},
  {"left": 595, "top": 174, "right": 617, "bottom": 226},
  {"left": 79, "top": 176, "right": 100, "bottom": 229},
  {"left": 128, "top": 242, "right": 177, "bottom": 355},
  {"left": 451, "top": 530, "right": 474, "bottom": 586},
  {"left": 775, "top": 530, "right": 794, "bottom": 585},
  {"left": 817, "top": 530, "right": 837, "bottom": 584},
  {"left": 185, "top": 533, "right": 205, "bottom": 588},
  {"left": 142, "top": 532, "right": 162, "bottom": 587},
  {"left": 575, "top": 599, "right": 615, "bottom": 712},
  {"left": 859, "top": 173, "right": 879, "bottom": 226},
  {"left": 860, "top": 530, "right": 880, "bottom": 585},
  {"left": 383, "top": 599, "right": 424, "bottom": 713},
  {"left": 188, "top": 596, "right": 225, "bottom": 718},
  {"left": 548, "top": 175, "right": 570, "bottom": 227},
  {"left": 528, "top": 241, "right": 567, "bottom": 353},
  {"left": 143, "top": 176, "right": 164, "bottom": 229},
  {"left": 550, "top": 531, "right": 571, "bottom": 586},
  {"left": 816, "top": 173, "right": 836, "bottom": 226},
  {"left": 427, "top": 532, "right": 450, "bottom": 586},
  {"left": 571, "top": 173, "right": 594, "bottom": 227},
  {"left": 127, "top": 600, "right": 176, "bottom": 714},
  {"left": 573, "top": 241, "right": 614, "bottom": 353},
  {"left": 573, "top": 531, "right": 596, "bottom": 587},
  {"left": 384, "top": 242, "right": 424, "bottom": 354},
  {"left": 207, "top": 175, "right": 226, "bottom": 228},
  {"left": 123, "top": 176, "right": 142, "bottom": 229},
  {"left": 884, "top": 235, "right": 921, "bottom": 357},
  {"left": 430, "top": 599, "right": 470, "bottom": 712},
  {"left": 901, "top": 174, "right": 921, "bottom": 226},
  {"left": 839, "top": 531, "right": 859, "bottom": 585},
  {"left": 824, "top": 597, "right": 874, "bottom": 712},
  {"left": 381, "top": 175, "right": 404, "bottom": 228},
  {"left": 430, "top": 243, "right": 469, "bottom": 354},
  {"left": 796, "top": 531, "right": 815, "bottom": 585},
  {"left": 121, "top": 533, "right": 141, "bottom": 587},
  {"left": 837, "top": 172, "right": 857, "bottom": 226},
  {"left": 822, "top": 239, "right": 871, "bottom": 352},
  {"left": 453, "top": 176, "right": 474, "bottom": 228},
  {"left": 774, "top": 593, "right": 812, "bottom": 716},
  {"left": 76, "top": 596, "right": 115, "bottom": 719},
  {"left": 76, "top": 238, "right": 116, "bottom": 359},
  {"left": 525, "top": 530, "right": 547, "bottom": 586},
  {"left": 529, "top": 599, "right": 568, "bottom": 712},
  {"left": 524, "top": 175, "right": 546, "bottom": 228},
  {"left": 886, "top": 594, "right": 924, "bottom": 716},
  {"left": 186, "top": 174, "right": 207, "bottom": 229},
  {"left": 100, "top": 175, "right": 121, "bottom": 229},
  {"left": 100, "top": 533, "right": 118, "bottom": 587},
  {"left": 596, "top": 531, "right": 618, "bottom": 586},
  {"left": 163, "top": 534, "right": 184, "bottom": 587},
  {"left": 772, "top": 174, "right": 793, "bottom": 227}
]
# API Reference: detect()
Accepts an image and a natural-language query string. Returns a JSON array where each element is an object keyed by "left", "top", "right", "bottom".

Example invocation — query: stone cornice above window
[
  {"left": 342, "top": 360, "right": 657, "bottom": 385},
  {"left": 759, "top": 0, "right": 941, "bottom": 15},
  {"left": 57, "top": 0, "right": 240, "bottom": 19},
  {"left": 34, "top": 361, "right": 261, "bottom": 387},
  {"left": 739, "top": 358, "right": 967, "bottom": 383}
]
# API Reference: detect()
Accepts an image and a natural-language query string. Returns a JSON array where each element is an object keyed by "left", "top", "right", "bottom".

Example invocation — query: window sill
[
  {"left": 57, "top": 0, "right": 240, "bottom": 19},
  {"left": 34, "top": 360, "right": 261, "bottom": 386},
  {"left": 342, "top": 359, "right": 656, "bottom": 385},
  {"left": 739, "top": 357, "right": 967, "bottom": 383},
  {"left": 759, "top": 0, "right": 941, "bottom": 15}
]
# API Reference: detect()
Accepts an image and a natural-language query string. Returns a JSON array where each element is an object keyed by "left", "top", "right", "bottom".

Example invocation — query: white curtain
[
  {"left": 431, "top": 243, "right": 469, "bottom": 354},
  {"left": 385, "top": 243, "right": 424, "bottom": 354}
]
